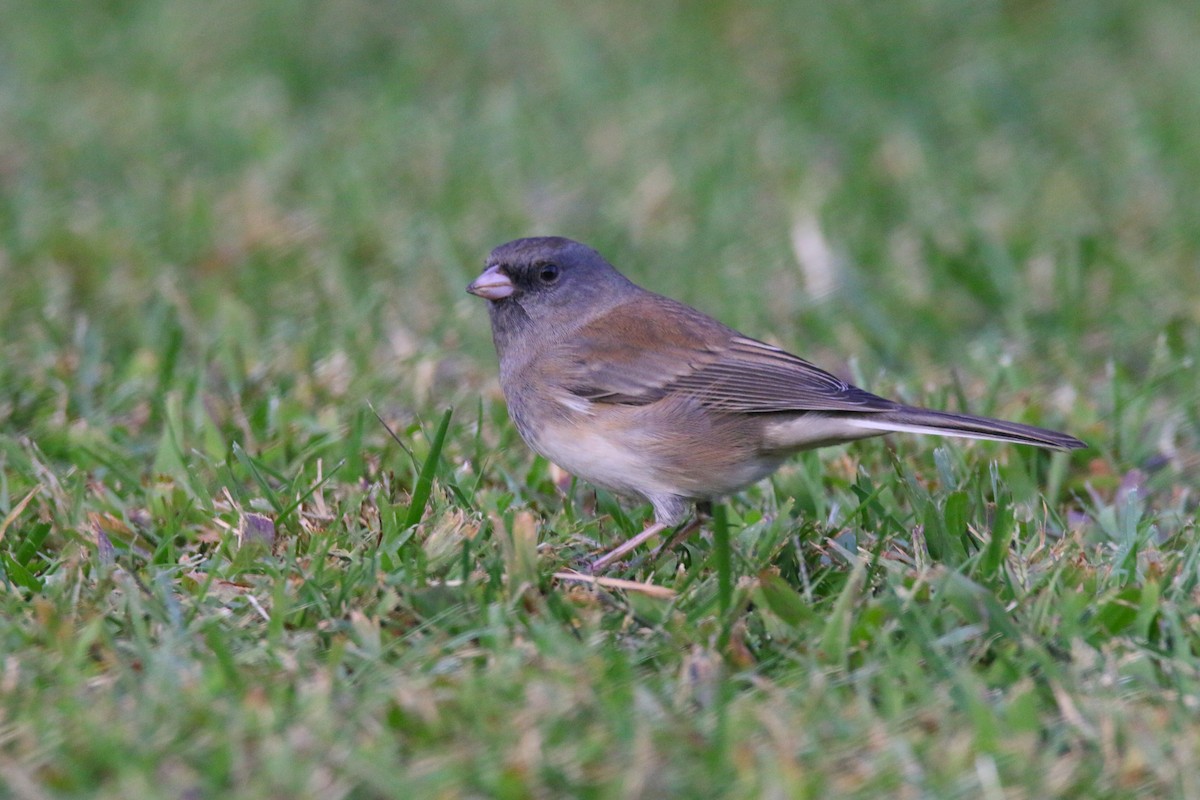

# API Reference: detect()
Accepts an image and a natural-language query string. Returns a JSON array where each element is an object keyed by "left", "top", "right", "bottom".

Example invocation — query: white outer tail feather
[{"left": 842, "top": 417, "right": 1043, "bottom": 444}]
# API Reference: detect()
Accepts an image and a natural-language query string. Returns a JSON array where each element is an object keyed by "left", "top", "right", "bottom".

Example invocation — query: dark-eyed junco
[{"left": 468, "top": 236, "right": 1084, "bottom": 569}]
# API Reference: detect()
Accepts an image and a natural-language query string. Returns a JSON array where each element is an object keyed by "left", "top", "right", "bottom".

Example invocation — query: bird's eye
[{"left": 538, "top": 263, "right": 561, "bottom": 284}]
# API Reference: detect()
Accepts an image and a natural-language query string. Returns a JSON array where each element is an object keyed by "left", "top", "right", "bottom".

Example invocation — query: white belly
[{"left": 530, "top": 423, "right": 670, "bottom": 501}]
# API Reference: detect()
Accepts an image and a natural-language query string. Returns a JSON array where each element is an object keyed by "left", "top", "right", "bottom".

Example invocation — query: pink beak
[{"left": 467, "top": 265, "right": 514, "bottom": 300}]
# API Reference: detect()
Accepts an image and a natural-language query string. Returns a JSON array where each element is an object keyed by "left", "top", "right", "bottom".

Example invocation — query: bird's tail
[{"left": 843, "top": 406, "right": 1086, "bottom": 451}]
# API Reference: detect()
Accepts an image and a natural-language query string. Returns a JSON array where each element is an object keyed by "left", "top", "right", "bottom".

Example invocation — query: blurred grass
[{"left": 1, "top": 0, "right": 1199, "bottom": 797}]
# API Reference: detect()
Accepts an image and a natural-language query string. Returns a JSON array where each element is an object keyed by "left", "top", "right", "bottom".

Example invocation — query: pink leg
[{"left": 591, "top": 522, "right": 667, "bottom": 572}]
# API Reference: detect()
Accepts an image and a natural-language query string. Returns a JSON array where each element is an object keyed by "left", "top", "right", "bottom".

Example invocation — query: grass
[{"left": 1, "top": 0, "right": 1199, "bottom": 796}]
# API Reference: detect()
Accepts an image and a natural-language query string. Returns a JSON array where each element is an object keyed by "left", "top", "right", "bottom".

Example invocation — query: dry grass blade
[
  {"left": 0, "top": 486, "right": 40, "bottom": 543},
  {"left": 552, "top": 570, "right": 676, "bottom": 599}
]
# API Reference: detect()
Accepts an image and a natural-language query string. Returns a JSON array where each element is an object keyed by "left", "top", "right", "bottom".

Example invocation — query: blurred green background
[
  {"left": 5, "top": 0, "right": 1198, "bottom": 406},
  {"left": 2, "top": 1, "right": 1200, "bottom": 796}
]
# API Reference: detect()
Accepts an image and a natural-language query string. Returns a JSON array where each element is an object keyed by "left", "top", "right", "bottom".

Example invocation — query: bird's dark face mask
[{"left": 469, "top": 243, "right": 635, "bottom": 348}]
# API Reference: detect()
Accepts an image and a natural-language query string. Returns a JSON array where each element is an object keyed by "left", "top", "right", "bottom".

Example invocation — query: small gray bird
[{"left": 468, "top": 236, "right": 1084, "bottom": 569}]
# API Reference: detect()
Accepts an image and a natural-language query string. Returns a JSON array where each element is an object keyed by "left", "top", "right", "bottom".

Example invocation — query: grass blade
[
  {"left": 712, "top": 503, "right": 732, "bottom": 617},
  {"left": 232, "top": 443, "right": 284, "bottom": 515},
  {"left": 404, "top": 407, "right": 453, "bottom": 529}
]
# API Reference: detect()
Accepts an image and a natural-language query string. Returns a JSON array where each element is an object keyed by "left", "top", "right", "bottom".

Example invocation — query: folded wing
[{"left": 562, "top": 296, "right": 896, "bottom": 414}]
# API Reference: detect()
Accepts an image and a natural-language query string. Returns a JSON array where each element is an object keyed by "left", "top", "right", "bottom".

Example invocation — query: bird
[{"left": 467, "top": 236, "right": 1085, "bottom": 570}]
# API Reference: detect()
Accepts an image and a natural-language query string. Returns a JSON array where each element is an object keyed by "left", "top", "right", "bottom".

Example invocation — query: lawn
[{"left": 1, "top": 0, "right": 1198, "bottom": 797}]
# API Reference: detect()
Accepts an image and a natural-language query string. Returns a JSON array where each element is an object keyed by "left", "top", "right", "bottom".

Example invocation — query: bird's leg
[
  {"left": 591, "top": 502, "right": 715, "bottom": 572},
  {"left": 590, "top": 522, "right": 667, "bottom": 572},
  {"left": 649, "top": 501, "right": 712, "bottom": 561}
]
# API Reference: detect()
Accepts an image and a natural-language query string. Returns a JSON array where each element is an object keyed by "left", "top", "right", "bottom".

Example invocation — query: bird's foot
[{"left": 647, "top": 517, "right": 703, "bottom": 562}]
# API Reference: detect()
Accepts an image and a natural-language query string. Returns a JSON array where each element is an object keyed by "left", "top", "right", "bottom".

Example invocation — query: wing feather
[{"left": 561, "top": 298, "right": 896, "bottom": 414}]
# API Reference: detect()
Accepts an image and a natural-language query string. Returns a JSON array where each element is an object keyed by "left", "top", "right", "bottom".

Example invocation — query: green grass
[{"left": 2, "top": 0, "right": 1199, "bottom": 796}]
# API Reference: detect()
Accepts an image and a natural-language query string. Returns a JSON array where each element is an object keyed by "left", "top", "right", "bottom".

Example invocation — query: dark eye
[{"left": 538, "top": 263, "right": 560, "bottom": 284}]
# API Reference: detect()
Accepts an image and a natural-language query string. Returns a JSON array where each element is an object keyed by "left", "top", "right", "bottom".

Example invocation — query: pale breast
[{"left": 523, "top": 411, "right": 670, "bottom": 501}]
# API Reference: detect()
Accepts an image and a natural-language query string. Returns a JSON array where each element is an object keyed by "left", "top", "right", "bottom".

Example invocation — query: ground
[{"left": 1, "top": 1, "right": 1198, "bottom": 797}]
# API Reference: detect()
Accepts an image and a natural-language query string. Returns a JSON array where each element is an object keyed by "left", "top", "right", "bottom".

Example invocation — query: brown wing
[{"left": 562, "top": 295, "right": 896, "bottom": 414}]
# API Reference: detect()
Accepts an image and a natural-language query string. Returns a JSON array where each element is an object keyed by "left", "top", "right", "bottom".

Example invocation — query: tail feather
[{"left": 844, "top": 406, "right": 1086, "bottom": 451}]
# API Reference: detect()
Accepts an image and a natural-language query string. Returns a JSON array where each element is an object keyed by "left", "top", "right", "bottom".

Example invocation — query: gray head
[{"left": 467, "top": 237, "right": 637, "bottom": 343}]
